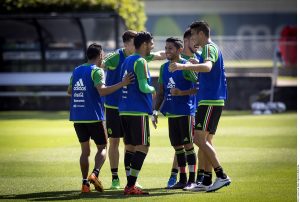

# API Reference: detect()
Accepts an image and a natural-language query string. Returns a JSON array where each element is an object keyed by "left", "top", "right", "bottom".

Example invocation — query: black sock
[
  {"left": 214, "top": 166, "right": 227, "bottom": 179},
  {"left": 176, "top": 148, "right": 187, "bottom": 184},
  {"left": 171, "top": 168, "right": 178, "bottom": 177},
  {"left": 127, "top": 151, "right": 147, "bottom": 187},
  {"left": 186, "top": 147, "right": 196, "bottom": 183},
  {"left": 124, "top": 150, "right": 135, "bottom": 181},
  {"left": 82, "top": 179, "right": 89, "bottom": 185},
  {"left": 196, "top": 169, "right": 205, "bottom": 182},
  {"left": 92, "top": 168, "right": 100, "bottom": 178},
  {"left": 202, "top": 171, "right": 212, "bottom": 185},
  {"left": 111, "top": 168, "right": 119, "bottom": 180}
]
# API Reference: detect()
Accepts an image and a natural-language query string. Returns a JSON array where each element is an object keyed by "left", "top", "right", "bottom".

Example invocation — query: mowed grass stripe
[{"left": 0, "top": 111, "right": 296, "bottom": 202}]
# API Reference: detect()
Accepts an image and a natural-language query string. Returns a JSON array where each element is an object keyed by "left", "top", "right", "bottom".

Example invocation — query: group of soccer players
[{"left": 68, "top": 20, "right": 231, "bottom": 195}]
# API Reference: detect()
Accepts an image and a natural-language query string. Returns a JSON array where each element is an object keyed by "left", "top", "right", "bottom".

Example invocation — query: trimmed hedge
[{"left": 0, "top": 0, "right": 146, "bottom": 31}]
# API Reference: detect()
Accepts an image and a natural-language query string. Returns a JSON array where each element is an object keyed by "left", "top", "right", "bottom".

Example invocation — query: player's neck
[
  {"left": 87, "top": 59, "right": 97, "bottom": 65},
  {"left": 182, "top": 48, "right": 193, "bottom": 57},
  {"left": 201, "top": 38, "right": 211, "bottom": 47},
  {"left": 124, "top": 48, "right": 132, "bottom": 57},
  {"left": 136, "top": 49, "right": 147, "bottom": 58},
  {"left": 170, "top": 56, "right": 180, "bottom": 63}
]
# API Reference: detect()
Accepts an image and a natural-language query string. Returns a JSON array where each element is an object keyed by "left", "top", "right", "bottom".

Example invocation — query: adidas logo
[
  {"left": 196, "top": 123, "right": 202, "bottom": 128},
  {"left": 167, "top": 77, "right": 176, "bottom": 89},
  {"left": 184, "top": 137, "right": 188, "bottom": 142},
  {"left": 73, "top": 78, "right": 86, "bottom": 91}
]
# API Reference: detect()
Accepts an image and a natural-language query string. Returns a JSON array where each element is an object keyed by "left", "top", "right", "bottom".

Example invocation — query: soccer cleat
[
  {"left": 189, "top": 182, "right": 211, "bottom": 191},
  {"left": 88, "top": 173, "right": 104, "bottom": 192},
  {"left": 166, "top": 175, "right": 177, "bottom": 188},
  {"left": 135, "top": 181, "right": 143, "bottom": 189},
  {"left": 110, "top": 178, "right": 121, "bottom": 190},
  {"left": 206, "top": 176, "right": 231, "bottom": 192},
  {"left": 124, "top": 185, "right": 149, "bottom": 195},
  {"left": 183, "top": 182, "right": 198, "bottom": 191},
  {"left": 166, "top": 181, "right": 186, "bottom": 189},
  {"left": 81, "top": 184, "right": 91, "bottom": 193}
]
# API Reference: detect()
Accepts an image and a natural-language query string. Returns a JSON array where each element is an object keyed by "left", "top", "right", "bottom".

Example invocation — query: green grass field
[{"left": 0, "top": 111, "right": 297, "bottom": 202}]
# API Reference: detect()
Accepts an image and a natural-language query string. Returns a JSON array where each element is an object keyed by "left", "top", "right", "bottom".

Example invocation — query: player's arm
[
  {"left": 169, "top": 44, "right": 217, "bottom": 73},
  {"left": 67, "top": 76, "right": 72, "bottom": 95},
  {"left": 154, "top": 64, "right": 165, "bottom": 110},
  {"left": 101, "top": 52, "right": 120, "bottom": 70},
  {"left": 151, "top": 50, "right": 166, "bottom": 60},
  {"left": 94, "top": 68, "right": 134, "bottom": 96},
  {"left": 135, "top": 58, "right": 156, "bottom": 94},
  {"left": 170, "top": 60, "right": 212, "bottom": 73},
  {"left": 170, "top": 88, "right": 197, "bottom": 96}
]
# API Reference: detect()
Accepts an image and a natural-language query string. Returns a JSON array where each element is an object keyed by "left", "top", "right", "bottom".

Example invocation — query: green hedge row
[{"left": 0, "top": 0, "right": 146, "bottom": 31}]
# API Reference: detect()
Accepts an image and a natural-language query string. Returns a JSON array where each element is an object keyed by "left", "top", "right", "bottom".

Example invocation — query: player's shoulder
[
  {"left": 136, "top": 56, "right": 147, "bottom": 64},
  {"left": 104, "top": 49, "right": 122, "bottom": 61}
]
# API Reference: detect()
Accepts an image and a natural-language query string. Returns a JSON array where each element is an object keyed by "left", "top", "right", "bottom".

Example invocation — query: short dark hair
[
  {"left": 190, "top": 21, "right": 210, "bottom": 37},
  {"left": 86, "top": 43, "right": 102, "bottom": 60},
  {"left": 166, "top": 37, "right": 183, "bottom": 49},
  {"left": 134, "top": 31, "right": 153, "bottom": 49},
  {"left": 183, "top": 28, "right": 192, "bottom": 39},
  {"left": 122, "top": 30, "right": 137, "bottom": 43}
]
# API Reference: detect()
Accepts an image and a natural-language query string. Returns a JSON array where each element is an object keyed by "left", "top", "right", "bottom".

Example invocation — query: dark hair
[
  {"left": 134, "top": 31, "right": 153, "bottom": 49},
  {"left": 86, "top": 43, "right": 102, "bottom": 60},
  {"left": 166, "top": 37, "right": 183, "bottom": 49},
  {"left": 122, "top": 30, "right": 137, "bottom": 43},
  {"left": 183, "top": 28, "right": 192, "bottom": 39},
  {"left": 190, "top": 21, "right": 210, "bottom": 37}
]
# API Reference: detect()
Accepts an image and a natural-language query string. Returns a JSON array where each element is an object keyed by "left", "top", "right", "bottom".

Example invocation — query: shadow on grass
[{"left": 0, "top": 188, "right": 193, "bottom": 201}]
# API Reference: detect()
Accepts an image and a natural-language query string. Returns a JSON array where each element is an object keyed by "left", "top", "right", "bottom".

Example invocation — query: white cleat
[
  {"left": 189, "top": 182, "right": 211, "bottom": 192},
  {"left": 183, "top": 182, "right": 198, "bottom": 191},
  {"left": 206, "top": 176, "right": 231, "bottom": 192}
]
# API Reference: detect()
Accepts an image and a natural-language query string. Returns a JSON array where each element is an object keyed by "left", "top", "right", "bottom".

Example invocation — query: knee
[
  {"left": 109, "top": 138, "right": 120, "bottom": 147},
  {"left": 184, "top": 143, "right": 194, "bottom": 150},
  {"left": 81, "top": 149, "right": 91, "bottom": 157},
  {"left": 136, "top": 145, "right": 149, "bottom": 154}
]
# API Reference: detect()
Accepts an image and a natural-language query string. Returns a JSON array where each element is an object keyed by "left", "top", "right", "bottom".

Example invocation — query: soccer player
[
  {"left": 119, "top": 31, "right": 155, "bottom": 195},
  {"left": 165, "top": 28, "right": 201, "bottom": 188},
  {"left": 67, "top": 43, "right": 133, "bottom": 193},
  {"left": 152, "top": 37, "right": 197, "bottom": 189},
  {"left": 169, "top": 21, "right": 231, "bottom": 192},
  {"left": 102, "top": 30, "right": 165, "bottom": 190}
]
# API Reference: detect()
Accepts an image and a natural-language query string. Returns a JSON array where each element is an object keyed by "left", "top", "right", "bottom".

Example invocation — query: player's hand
[
  {"left": 151, "top": 110, "right": 158, "bottom": 129},
  {"left": 122, "top": 73, "right": 135, "bottom": 85},
  {"left": 188, "top": 58, "right": 199, "bottom": 64},
  {"left": 170, "top": 88, "right": 182, "bottom": 96},
  {"left": 169, "top": 62, "right": 184, "bottom": 72}
]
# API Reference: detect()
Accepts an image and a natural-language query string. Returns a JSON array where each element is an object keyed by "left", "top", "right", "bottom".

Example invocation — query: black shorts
[
  {"left": 168, "top": 116, "right": 194, "bottom": 146},
  {"left": 74, "top": 122, "right": 107, "bottom": 145},
  {"left": 120, "top": 115, "right": 150, "bottom": 146},
  {"left": 105, "top": 107, "right": 124, "bottom": 138},
  {"left": 195, "top": 105, "right": 223, "bottom": 134}
]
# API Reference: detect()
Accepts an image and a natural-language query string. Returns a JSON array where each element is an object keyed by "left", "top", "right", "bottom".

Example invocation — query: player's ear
[{"left": 178, "top": 47, "right": 183, "bottom": 53}]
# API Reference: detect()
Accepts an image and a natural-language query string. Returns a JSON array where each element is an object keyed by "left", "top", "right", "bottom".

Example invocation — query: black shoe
[{"left": 166, "top": 181, "right": 186, "bottom": 189}]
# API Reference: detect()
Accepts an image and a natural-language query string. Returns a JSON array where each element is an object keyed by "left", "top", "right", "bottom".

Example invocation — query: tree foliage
[{"left": 0, "top": 0, "right": 146, "bottom": 31}]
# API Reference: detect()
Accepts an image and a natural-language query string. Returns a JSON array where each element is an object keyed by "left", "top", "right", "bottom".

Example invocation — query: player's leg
[
  {"left": 166, "top": 154, "right": 178, "bottom": 188},
  {"left": 196, "top": 148, "right": 205, "bottom": 183},
  {"left": 79, "top": 141, "right": 91, "bottom": 192},
  {"left": 201, "top": 134, "right": 213, "bottom": 187},
  {"left": 108, "top": 138, "right": 121, "bottom": 189},
  {"left": 106, "top": 108, "right": 123, "bottom": 189},
  {"left": 88, "top": 121, "right": 107, "bottom": 192},
  {"left": 74, "top": 123, "right": 91, "bottom": 192},
  {"left": 195, "top": 105, "right": 231, "bottom": 192},
  {"left": 167, "top": 117, "right": 187, "bottom": 189},
  {"left": 124, "top": 115, "right": 150, "bottom": 195}
]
